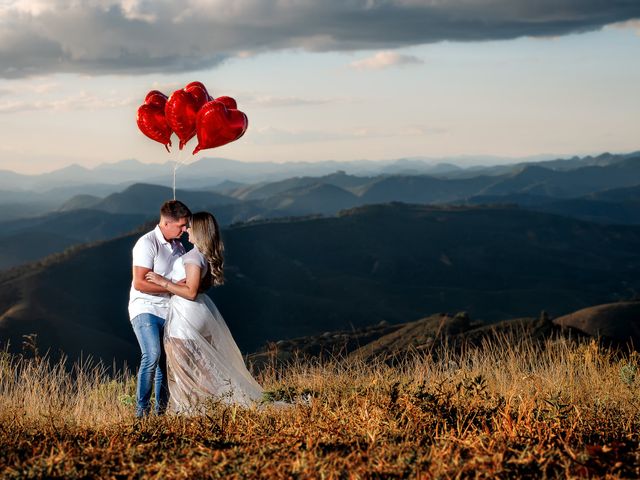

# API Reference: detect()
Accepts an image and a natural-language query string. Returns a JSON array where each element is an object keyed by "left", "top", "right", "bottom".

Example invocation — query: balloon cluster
[{"left": 136, "top": 81, "right": 248, "bottom": 154}]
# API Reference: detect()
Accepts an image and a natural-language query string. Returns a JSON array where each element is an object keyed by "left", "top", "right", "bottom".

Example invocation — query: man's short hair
[{"left": 160, "top": 200, "right": 192, "bottom": 221}]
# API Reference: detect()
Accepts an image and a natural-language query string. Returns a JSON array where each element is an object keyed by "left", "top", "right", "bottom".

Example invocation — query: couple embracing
[{"left": 128, "top": 200, "right": 264, "bottom": 416}]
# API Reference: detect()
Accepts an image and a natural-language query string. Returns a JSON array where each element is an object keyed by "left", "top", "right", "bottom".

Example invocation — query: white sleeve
[
  {"left": 132, "top": 237, "right": 156, "bottom": 269},
  {"left": 182, "top": 250, "right": 207, "bottom": 270}
]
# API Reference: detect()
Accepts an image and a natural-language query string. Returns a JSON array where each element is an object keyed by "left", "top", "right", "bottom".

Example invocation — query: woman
[{"left": 145, "top": 211, "right": 264, "bottom": 412}]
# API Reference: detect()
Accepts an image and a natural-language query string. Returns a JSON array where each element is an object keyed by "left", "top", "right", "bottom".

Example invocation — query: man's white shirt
[{"left": 128, "top": 225, "right": 186, "bottom": 321}]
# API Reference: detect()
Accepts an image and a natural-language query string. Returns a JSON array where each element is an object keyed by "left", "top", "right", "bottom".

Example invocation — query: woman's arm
[
  {"left": 133, "top": 266, "right": 170, "bottom": 294},
  {"left": 145, "top": 264, "right": 202, "bottom": 301}
]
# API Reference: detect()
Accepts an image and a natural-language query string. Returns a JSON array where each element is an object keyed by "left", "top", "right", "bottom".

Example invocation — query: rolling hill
[
  {"left": 229, "top": 172, "right": 372, "bottom": 200},
  {"left": 0, "top": 184, "right": 266, "bottom": 270},
  {"left": 61, "top": 183, "right": 239, "bottom": 214},
  {"left": 1, "top": 203, "right": 640, "bottom": 368},
  {"left": 0, "top": 210, "right": 150, "bottom": 270},
  {"left": 258, "top": 183, "right": 360, "bottom": 215},
  {"left": 553, "top": 301, "right": 640, "bottom": 345},
  {"left": 467, "top": 188, "right": 640, "bottom": 225},
  {"left": 249, "top": 299, "right": 640, "bottom": 368},
  {"left": 247, "top": 311, "right": 571, "bottom": 368},
  {"left": 478, "top": 156, "right": 640, "bottom": 198}
]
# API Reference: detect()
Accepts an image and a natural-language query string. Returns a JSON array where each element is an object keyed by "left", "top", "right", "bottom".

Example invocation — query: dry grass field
[{"left": 1, "top": 332, "right": 639, "bottom": 479}]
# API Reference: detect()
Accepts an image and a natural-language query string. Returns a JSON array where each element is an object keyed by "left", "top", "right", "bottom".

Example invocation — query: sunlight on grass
[{"left": 1, "top": 332, "right": 639, "bottom": 478}]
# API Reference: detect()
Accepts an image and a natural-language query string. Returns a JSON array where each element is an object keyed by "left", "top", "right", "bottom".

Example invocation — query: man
[{"left": 129, "top": 200, "right": 191, "bottom": 417}]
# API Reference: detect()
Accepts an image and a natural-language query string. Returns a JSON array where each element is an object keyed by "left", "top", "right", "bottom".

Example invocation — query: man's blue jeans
[{"left": 132, "top": 313, "right": 168, "bottom": 417}]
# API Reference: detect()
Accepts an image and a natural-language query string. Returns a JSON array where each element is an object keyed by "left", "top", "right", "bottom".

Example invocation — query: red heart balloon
[
  {"left": 193, "top": 100, "right": 248, "bottom": 155},
  {"left": 185, "top": 81, "right": 212, "bottom": 108},
  {"left": 165, "top": 81, "right": 215, "bottom": 149},
  {"left": 136, "top": 90, "right": 172, "bottom": 152},
  {"left": 165, "top": 90, "right": 200, "bottom": 149},
  {"left": 144, "top": 90, "right": 168, "bottom": 108},
  {"left": 214, "top": 96, "right": 237, "bottom": 110}
]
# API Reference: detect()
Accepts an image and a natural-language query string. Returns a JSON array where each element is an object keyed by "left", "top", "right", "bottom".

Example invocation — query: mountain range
[
  {"left": 2, "top": 151, "right": 640, "bottom": 271},
  {"left": 3, "top": 151, "right": 638, "bottom": 214},
  {"left": 59, "top": 153, "right": 640, "bottom": 214}
]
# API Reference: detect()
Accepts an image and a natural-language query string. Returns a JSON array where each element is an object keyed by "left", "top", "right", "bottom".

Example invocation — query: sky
[{"left": 0, "top": 0, "right": 639, "bottom": 174}]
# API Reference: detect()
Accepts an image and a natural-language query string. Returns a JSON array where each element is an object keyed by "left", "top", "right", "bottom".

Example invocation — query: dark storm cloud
[{"left": 0, "top": 0, "right": 638, "bottom": 78}]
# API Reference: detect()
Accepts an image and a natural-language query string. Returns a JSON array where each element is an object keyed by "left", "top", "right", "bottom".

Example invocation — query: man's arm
[
  {"left": 146, "top": 264, "right": 202, "bottom": 301},
  {"left": 132, "top": 266, "right": 170, "bottom": 294}
]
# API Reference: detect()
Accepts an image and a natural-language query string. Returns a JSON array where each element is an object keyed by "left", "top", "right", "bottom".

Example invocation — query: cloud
[
  {"left": 0, "top": 90, "right": 135, "bottom": 113},
  {"left": 246, "top": 95, "right": 338, "bottom": 108},
  {"left": 610, "top": 18, "right": 640, "bottom": 35},
  {"left": 0, "top": 0, "right": 639, "bottom": 78},
  {"left": 350, "top": 51, "right": 423, "bottom": 70}
]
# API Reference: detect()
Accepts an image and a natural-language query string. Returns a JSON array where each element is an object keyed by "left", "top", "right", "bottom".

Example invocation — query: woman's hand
[{"left": 145, "top": 271, "right": 169, "bottom": 288}]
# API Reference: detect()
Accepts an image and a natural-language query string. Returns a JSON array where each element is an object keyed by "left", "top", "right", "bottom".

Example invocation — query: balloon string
[
  {"left": 175, "top": 146, "right": 189, "bottom": 171},
  {"left": 172, "top": 145, "right": 191, "bottom": 199},
  {"left": 172, "top": 163, "right": 177, "bottom": 200}
]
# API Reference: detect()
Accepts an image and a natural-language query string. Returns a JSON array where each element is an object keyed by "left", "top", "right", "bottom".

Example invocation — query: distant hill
[
  {"left": 526, "top": 151, "right": 637, "bottom": 171},
  {"left": 258, "top": 183, "right": 360, "bottom": 215},
  {"left": 250, "top": 300, "right": 640, "bottom": 367},
  {"left": 2, "top": 203, "right": 640, "bottom": 367},
  {"left": 0, "top": 233, "right": 142, "bottom": 368},
  {"left": 380, "top": 161, "right": 463, "bottom": 176},
  {"left": 0, "top": 231, "right": 80, "bottom": 272},
  {"left": 553, "top": 301, "right": 640, "bottom": 345},
  {"left": 588, "top": 185, "right": 640, "bottom": 202},
  {"left": 441, "top": 151, "right": 637, "bottom": 179},
  {"left": 72, "top": 183, "right": 239, "bottom": 214},
  {"left": 0, "top": 210, "right": 149, "bottom": 270},
  {"left": 357, "top": 174, "right": 497, "bottom": 204},
  {"left": 478, "top": 156, "right": 640, "bottom": 198},
  {"left": 58, "top": 194, "right": 102, "bottom": 211},
  {"left": 0, "top": 184, "right": 128, "bottom": 219},
  {"left": 0, "top": 196, "right": 287, "bottom": 270},
  {"left": 229, "top": 172, "right": 372, "bottom": 200},
  {"left": 0, "top": 201, "right": 54, "bottom": 221},
  {"left": 247, "top": 312, "right": 571, "bottom": 367},
  {"left": 468, "top": 184, "right": 640, "bottom": 225},
  {"left": 535, "top": 198, "right": 640, "bottom": 225}
]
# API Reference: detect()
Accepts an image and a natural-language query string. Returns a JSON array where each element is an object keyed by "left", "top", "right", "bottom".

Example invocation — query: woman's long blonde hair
[{"left": 189, "top": 211, "right": 224, "bottom": 288}]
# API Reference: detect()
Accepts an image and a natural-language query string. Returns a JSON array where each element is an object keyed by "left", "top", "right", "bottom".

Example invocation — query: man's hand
[{"left": 145, "top": 271, "right": 169, "bottom": 288}]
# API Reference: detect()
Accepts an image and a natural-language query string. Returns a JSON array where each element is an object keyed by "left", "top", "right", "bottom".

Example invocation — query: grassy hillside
[{"left": 1, "top": 331, "right": 639, "bottom": 478}]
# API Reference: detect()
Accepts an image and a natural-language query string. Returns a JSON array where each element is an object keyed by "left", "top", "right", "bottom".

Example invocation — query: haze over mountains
[
  {"left": 3, "top": 151, "right": 638, "bottom": 217},
  {"left": 0, "top": 153, "right": 572, "bottom": 191},
  {"left": 2, "top": 151, "right": 640, "bottom": 270}
]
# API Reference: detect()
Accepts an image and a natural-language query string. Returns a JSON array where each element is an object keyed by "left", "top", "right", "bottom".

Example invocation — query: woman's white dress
[{"left": 164, "top": 247, "right": 264, "bottom": 412}]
